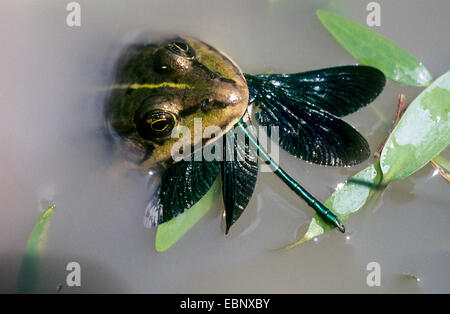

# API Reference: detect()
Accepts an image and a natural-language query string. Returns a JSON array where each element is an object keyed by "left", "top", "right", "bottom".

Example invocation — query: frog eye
[
  {"left": 153, "top": 41, "right": 195, "bottom": 73},
  {"left": 166, "top": 41, "right": 195, "bottom": 59},
  {"left": 135, "top": 109, "right": 177, "bottom": 139}
]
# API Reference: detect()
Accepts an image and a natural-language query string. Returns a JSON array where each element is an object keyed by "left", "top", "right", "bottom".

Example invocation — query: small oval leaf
[
  {"left": 380, "top": 71, "right": 450, "bottom": 182},
  {"left": 317, "top": 10, "right": 432, "bottom": 86},
  {"left": 285, "top": 162, "right": 382, "bottom": 249},
  {"left": 155, "top": 176, "right": 221, "bottom": 252}
]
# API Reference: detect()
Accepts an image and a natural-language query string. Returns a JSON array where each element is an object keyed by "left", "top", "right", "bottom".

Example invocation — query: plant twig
[{"left": 430, "top": 160, "right": 450, "bottom": 182}]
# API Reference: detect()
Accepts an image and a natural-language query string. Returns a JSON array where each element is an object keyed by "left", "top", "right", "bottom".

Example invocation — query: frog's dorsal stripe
[{"left": 112, "top": 82, "right": 194, "bottom": 90}]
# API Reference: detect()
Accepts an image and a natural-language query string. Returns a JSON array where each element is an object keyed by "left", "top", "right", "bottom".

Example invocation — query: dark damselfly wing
[
  {"left": 221, "top": 123, "right": 259, "bottom": 234},
  {"left": 251, "top": 65, "right": 385, "bottom": 117},
  {"left": 145, "top": 121, "right": 259, "bottom": 231},
  {"left": 144, "top": 157, "right": 220, "bottom": 227},
  {"left": 244, "top": 66, "right": 385, "bottom": 166}
]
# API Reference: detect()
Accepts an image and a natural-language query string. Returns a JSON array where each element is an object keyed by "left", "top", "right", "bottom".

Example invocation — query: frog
[
  {"left": 105, "top": 36, "right": 249, "bottom": 169},
  {"left": 105, "top": 35, "right": 386, "bottom": 238}
]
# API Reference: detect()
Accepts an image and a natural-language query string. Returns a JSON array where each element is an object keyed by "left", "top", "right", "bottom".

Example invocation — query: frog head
[{"left": 105, "top": 37, "right": 248, "bottom": 168}]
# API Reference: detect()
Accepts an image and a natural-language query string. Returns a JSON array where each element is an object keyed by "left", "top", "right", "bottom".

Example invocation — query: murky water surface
[{"left": 0, "top": 0, "right": 449, "bottom": 293}]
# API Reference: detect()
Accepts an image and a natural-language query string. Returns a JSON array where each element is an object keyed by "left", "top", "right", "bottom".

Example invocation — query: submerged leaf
[
  {"left": 155, "top": 176, "right": 221, "bottom": 252},
  {"left": 380, "top": 71, "right": 450, "bottom": 182},
  {"left": 17, "top": 204, "right": 55, "bottom": 293},
  {"left": 285, "top": 162, "right": 382, "bottom": 249},
  {"left": 317, "top": 10, "right": 432, "bottom": 86}
]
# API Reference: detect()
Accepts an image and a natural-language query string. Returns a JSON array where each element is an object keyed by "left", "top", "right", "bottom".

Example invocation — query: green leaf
[
  {"left": 380, "top": 71, "right": 450, "bottom": 182},
  {"left": 155, "top": 176, "right": 221, "bottom": 252},
  {"left": 317, "top": 10, "right": 432, "bottom": 86},
  {"left": 285, "top": 162, "right": 382, "bottom": 249},
  {"left": 17, "top": 204, "right": 55, "bottom": 293}
]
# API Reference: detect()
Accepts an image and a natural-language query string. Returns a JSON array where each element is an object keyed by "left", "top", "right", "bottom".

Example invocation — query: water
[{"left": 0, "top": 0, "right": 449, "bottom": 293}]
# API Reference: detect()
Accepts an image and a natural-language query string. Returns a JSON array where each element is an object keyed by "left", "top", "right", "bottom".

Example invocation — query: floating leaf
[
  {"left": 155, "top": 176, "right": 221, "bottom": 252},
  {"left": 285, "top": 162, "right": 382, "bottom": 249},
  {"left": 17, "top": 204, "right": 55, "bottom": 293},
  {"left": 380, "top": 71, "right": 450, "bottom": 182},
  {"left": 317, "top": 10, "right": 432, "bottom": 86}
]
